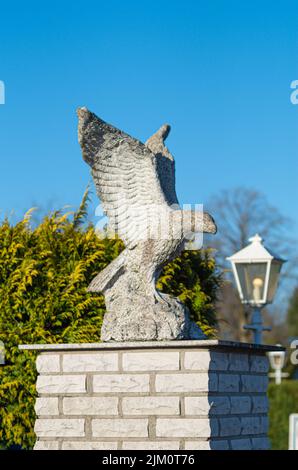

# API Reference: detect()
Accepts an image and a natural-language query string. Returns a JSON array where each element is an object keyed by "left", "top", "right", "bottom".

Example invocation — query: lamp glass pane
[
  {"left": 268, "top": 351, "right": 285, "bottom": 370},
  {"left": 267, "top": 261, "right": 282, "bottom": 303},
  {"left": 235, "top": 262, "right": 267, "bottom": 303}
]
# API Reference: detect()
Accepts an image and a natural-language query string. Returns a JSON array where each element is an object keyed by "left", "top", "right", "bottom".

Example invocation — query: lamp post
[
  {"left": 227, "top": 234, "right": 285, "bottom": 344},
  {"left": 267, "top": 347, "right": 288, "bottom": 384}
]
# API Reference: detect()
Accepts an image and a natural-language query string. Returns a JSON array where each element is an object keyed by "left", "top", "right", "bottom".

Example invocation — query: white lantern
[
  {"left": 267, "top": 346, "right": 287, "bottom": 384},
  {"left": 227, "top": 234, "right": 285, "bottom": 307}
]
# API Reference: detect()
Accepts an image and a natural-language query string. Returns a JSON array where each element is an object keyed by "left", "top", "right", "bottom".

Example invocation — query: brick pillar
[{"left": 19, "top": 340, "right": 279, "bottom": 450}]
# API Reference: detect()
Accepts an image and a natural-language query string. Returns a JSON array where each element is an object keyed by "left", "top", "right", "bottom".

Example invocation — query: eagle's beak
[{"left": 203, "top": 212, "right": 217, "bottom": 234}]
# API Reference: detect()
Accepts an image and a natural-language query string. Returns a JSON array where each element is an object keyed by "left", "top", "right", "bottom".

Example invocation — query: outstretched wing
[
  {"left": 145, "top": 124, "right": 179, "bottom": 207},
  {"left": 77, "top": 108, "right": 171, "bottom": 248}
]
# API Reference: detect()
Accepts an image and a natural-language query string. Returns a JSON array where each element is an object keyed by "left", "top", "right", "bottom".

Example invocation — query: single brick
[
  {"left": 36, "top": 375, "right": 86, "bottom": 394},
  {"left": 228, "top": 353, "right": 249, "bottom": 372},
  {"left": 34, "top": 441, "right": 59, "bottom": 450},
  {"left": 230, "top": 439, "right": 252, "bottom": 450},
  {"left": 241, "top": 417, "right": 262, "bottom": 435},
  {"left": 93, "top": 374, "right": 149, "bottom": 393},
  {"left": 122, "top": 441, "right": 180, "bottom": 450},
  {"left": 122, "top": 396, "right": 180, "bottom": 415},
  {"left": 210, "top": 440, "right": 230, "bottom": 450},
  {"left": 209, "top": 352, "right": 229, "bottom": 371},
  {"left": 35, "top": 397, "right": 59, "bottom": 416},
  {"left": 184, "top": 351, "right": 210, "bottom": 370},
  {"left": 36, "top": 354, "right": 60, "bottom": 373},
  {"left": 184, "top": 441, "right": 210, "bottom": 450},
  {"left": 219, "top": 417, "right": 241, "bottom": 437},
  {"left": 92, "top": 419, "right": 148, "bottom": 438},
  {"left": 156, "top": 418, "right": 219, "bottom": 438},
  {"left": 62, "top": 441, "right": 118, "bottom": 450},
  {"left": 230, "top": 396, "right": 251, "bottom": 414},
  {"left": 122, "top": 351, "right": 179, "bottom": 371},
  {"left": 260, "top": 416, "right": 269, "bottom": 434},
  {"left": 218, "top": 374, "right": 240, "bottom": 392},
  {"left": 185, "top": 396, "right": 230, "bottom": 416},
  {"left": 251, "top": 437, "right": 270, "bottom": 450},
  {"left": 63, "top": 397, "right": 118, "bottom": 415},
  {"left": 250, "top": 355, "right": 269, "bottom": 373},
  {"left": 184, "top": 351, "right": 229, "bottom": 371},
  {"left": 155, "top": 373, "right": 217, "bottom": 393},
  {"left": 241, "top": 375, "right": 268, "bottom": 393},
  {"left": 185, "top": 440, "right": 229, "bottom": 450},
  {"left": 252, "top": 396, "right": 269, "bottom": 413},
  {"left": 34, "top": 419, "right": 85, "bottom": 437},
  {"left": 62, "top": 353, "right": 118, "bottom": 372},
  {"left": 184, "top": 396, "right": 209, "bottom": 416}
]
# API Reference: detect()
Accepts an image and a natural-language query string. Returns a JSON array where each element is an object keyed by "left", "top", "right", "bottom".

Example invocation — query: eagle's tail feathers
[{"left": 87, "top": 250, "right": 127, "bottom": 293}]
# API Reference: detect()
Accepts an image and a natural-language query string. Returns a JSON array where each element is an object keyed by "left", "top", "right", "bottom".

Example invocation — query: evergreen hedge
[
  {"left": 0, "top": 193, "right": 221, "bottom": 449},
  {"left": 268, "top": 381, "right": 298, "bottom": 450}
]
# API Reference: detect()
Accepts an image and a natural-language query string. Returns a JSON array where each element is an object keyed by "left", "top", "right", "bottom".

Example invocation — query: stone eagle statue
[{"left": 77, "top": 108, "right": 217, "bottom": 341}]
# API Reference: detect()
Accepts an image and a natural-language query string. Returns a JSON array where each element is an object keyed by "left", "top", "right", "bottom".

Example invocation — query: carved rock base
[{"left": 101, "top": 292, "right": 205, "bottom": 342}]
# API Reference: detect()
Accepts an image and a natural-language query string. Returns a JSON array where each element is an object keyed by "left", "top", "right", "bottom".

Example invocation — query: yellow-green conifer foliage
[{"left": 0, "top": 194, "right": 220, "bottom": 448}]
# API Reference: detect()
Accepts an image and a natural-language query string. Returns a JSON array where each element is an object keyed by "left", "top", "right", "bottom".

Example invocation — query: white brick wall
[
  {"left": 184, "top": 351, "right": 211, "bottom": 370},
  {"left": 250, "top": 355, "right": 269, "bottom": 373},
  {"left": 218, "top": 374, "right": 240, "bottom": 392},
  {"left": 122, "top": 441, "right": 180, "bottom": 450},
  {"left": 219, "top": 417, "right": 241, "bottom": 437},
  {"left": 156, "top": 419, "right": 219, "bottom": 438},
  {"left": 63, "top": 397, "right": 118, "bottom": 415},
  {"left": 252, "top": 437, "right": 270, "bottom": 450},
  {"left": 241, "top": 375, "right": 268, "bottom": 393},
  {"left": 241, "top": 417, "right": 262, "bottom": 435},
  {"left": 37, "top": 375, "right": 86, "bottom": 394},
  {"left": 184, "top": 440, "right": 229, "bottom": 450},
  {"left": 230, "top": 396, "right": 251, "bottom": 414},
  {"left": 63, "top": 353, "right": 118, "bottom": 372},
  {"left": 32, "top": 345, "right": 271, "bottom": 450},
  {"left": 155, "top": 373, "right": 218, "bottom": 393},
  {"left": 62, "top": 441, "right": 118, "bottom": 450},
  {"left": 184, "top": 351, "right": 229, "bottom": 371},
  {"left": 230, "top": 438, "right": 252, "bottom": 450},
  {"left": 35, "top": 419, "right": 85, "bottom": 437},
  {"left": 229, "top": 353, "right": 249, "bottom": 372},
  {"left": 92, "top": 419, "right": 148, "bottom": 438},
  {"left": 93, "top": 374, "right": 149, "bottom": 393},
  {"left": 122, "top": 397, "right": 180, "bottom": 415},
  {"left": 35, "top": 397, "right": 59, "bottom": 416},
  {"left": 123, "top": 352, "right": 179, "bottom": 371},
  {"left": 34, "top": 441, "right": 59, "bottom": 450},
  {"left": 185, "top": 396, "right": 230, "bottom": 416},
  {"left": 184, "top": 440, "right": 211, "bottom": 450},
  {"left": 252, "top": 396, "right": 268, "bottom": 413},
  {"left": 260, "top": 416, "right": 269, "bottom": 434},
  {"left": 36, "top": 355, "right": 60, "bottom": 373}
]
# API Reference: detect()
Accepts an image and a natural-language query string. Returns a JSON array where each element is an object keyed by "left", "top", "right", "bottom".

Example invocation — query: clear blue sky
[{"left": 0, "top": 1, "right": 297, "bottom": 240}]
